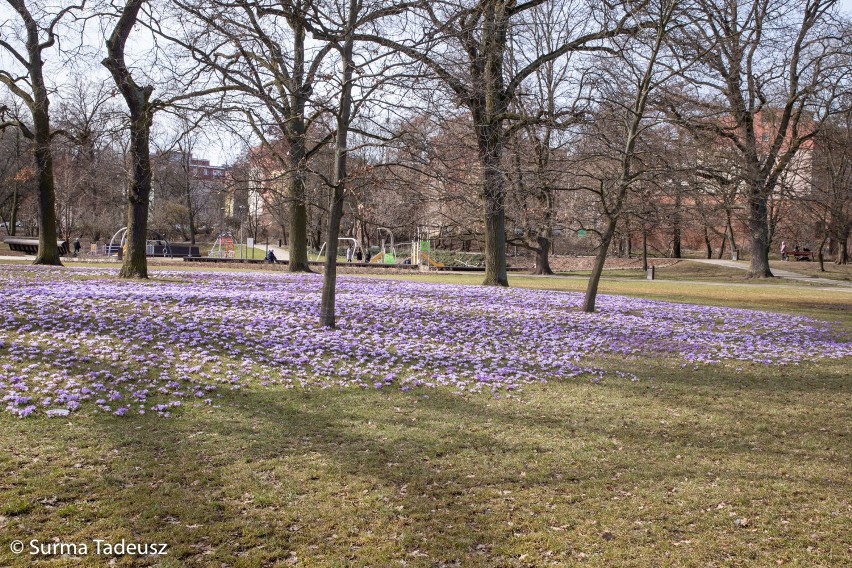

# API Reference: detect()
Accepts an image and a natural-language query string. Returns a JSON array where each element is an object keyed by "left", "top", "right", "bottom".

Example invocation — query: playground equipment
[
  {"left": 315, "top": 237, "right": 366, "bottom": 262},
  {"left": 411, "top": 226, "right": 444, "bottom": 269},
  {"left": 209, "top": 232, "right": 236, "bottom": 259},
  {"left": 107, "top": 227, "right": 176, "bottom": 257},
  {"left": 310, "top": 227, "right": 449, "bottom": 269},
  {"left": 375, "top": 227, "right": 397, "bottom": 264}
]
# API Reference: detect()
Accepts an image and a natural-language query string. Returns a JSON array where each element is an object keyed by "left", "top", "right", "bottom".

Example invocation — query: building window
[{"left": 761, "top": 133, "right": 769, "bottom": 143}]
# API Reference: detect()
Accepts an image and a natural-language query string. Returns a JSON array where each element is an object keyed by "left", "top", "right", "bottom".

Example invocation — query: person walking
[
  {"left": 780, "top": 241, "right": 788, "bottom": 261},
  {"left": 73, "top": 238, "right": 81, "bottom": 258},
  {"left": 346, "top": 246, "right": 353, "bottom": 262}
]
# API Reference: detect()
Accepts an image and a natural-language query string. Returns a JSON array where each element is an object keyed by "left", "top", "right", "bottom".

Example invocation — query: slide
[{"left": 421, "top": 252, "right": 444, "bottom": 268}]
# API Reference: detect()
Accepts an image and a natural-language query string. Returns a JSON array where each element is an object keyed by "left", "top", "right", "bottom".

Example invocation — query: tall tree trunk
[
  {"left": 817, "top": 235, "right": 828, "bottom": 272},
  {"left": 672, "top": 190, "right": 681, "bottom": 258},
  {"left": 32, "top": 108, "right": 62, "bottom": 265},
  {"left": 9, "top": 184, "right": 18, "bottom": 236},
  {"left": 3, "top": 1, "right": 65, "bottom": 264},
  {"left": 102, "top": 0, "right": 154, "bottom": 279},
  {"left": 28, "top": 26, "right": 61, "bottom": 265},
  {"left": 725, "top": 212, "right": 737, "bottom": 260},
  {"left": 287, "top": 139, "right": 311, "bottom": 272},
  {"left": 184, "top": 179, "right": 196, "bottom": 246},
  {"left": 583, "top": 217, "right": 617, "bottom": 313},
  {"left": 703, "top": 225, "right": 712, "bottom": 259},
  {"left": 746, "top": 189, "right": 773, "bottom": 277},
  {"left": 836, "top": 232, "right": 849, "bottom": 265},
  {"left": 480, "top": 137, "right": 508, "bottom": 286},
  {"left": 120, "top": 109, "right": 154, "bottom": 279},
  {"left": 319, "top": 0, "right": 356, "bottom": 328},
  {"left": 642, "top": 229, "right": 648, "bottom": 271}
]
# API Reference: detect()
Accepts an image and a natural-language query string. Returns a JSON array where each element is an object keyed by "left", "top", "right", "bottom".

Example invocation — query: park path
[
  {"left": 264, "top": 245, "right": 289, "bottom": 261},
  {"left": 687, "top": 258, "right": 852, "bottom": 289}
]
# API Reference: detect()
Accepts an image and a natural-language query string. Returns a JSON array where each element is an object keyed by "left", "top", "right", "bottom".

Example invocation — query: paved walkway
[
  {"left": 687, "top": 258, "right": 852, "bottom": 288},
  {"left": 264, "top": 245, "right": 289, "bottom": 261}
]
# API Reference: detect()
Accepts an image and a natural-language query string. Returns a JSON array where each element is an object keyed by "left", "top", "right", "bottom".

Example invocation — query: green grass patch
[{"left": 2, "top": 360, "right": 849, "bottom": 567}]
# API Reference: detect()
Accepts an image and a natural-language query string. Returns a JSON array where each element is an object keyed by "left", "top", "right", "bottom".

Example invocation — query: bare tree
[
  {"left": 102, "top": 0, "right": 227, "bottom": 278},
  {"left": 806, "top": 106, "right": 852, "bottom": 267},
  {"left": 355, "top": 0, "right": 642, "bottom": 286},
  {"left": 573, "top": 0, "right": 680, "bottom": 313},
  {"left": 668, "top": 0, "right": 847, "bottom": 277},
  {"left": 171, "top": 0, "right": 341, "bottom": 273},
  {"left": 0, "top": 0, "right": 85, "bottom": 264},
  {"left": 504, "top": 2, "right": 581, "bottom": 275}
]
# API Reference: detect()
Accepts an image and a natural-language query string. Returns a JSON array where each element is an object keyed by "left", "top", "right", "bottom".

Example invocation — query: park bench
[
  {"left": 3, "top": 237, "right": 69, "bottom": 256},
  {"left": 786, "top": 250, "right": 814, "bottom": 261}
]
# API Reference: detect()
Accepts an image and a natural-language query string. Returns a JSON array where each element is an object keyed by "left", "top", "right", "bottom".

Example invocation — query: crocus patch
[{"left": 1, "top": 265, "right": 850, "bottom": 418}]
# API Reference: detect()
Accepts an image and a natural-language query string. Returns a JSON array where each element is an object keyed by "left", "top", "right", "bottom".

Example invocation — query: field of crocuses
[{"left": 2, "top": 265, "right": 851, "bottom": 419}]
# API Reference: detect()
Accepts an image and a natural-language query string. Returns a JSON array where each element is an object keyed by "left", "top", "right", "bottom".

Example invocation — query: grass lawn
[
  {"left": 770, "top": 260, "right": 852, "bottom": 281},
  {"left": 1, "top": 264, "right": 850, "bottom": 567}
]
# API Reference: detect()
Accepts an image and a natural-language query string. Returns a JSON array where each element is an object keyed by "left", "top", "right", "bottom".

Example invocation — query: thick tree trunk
[
  {"left": 582, "top": 217, "right": 617, "bottom": 313},
  {"left": 8, "top": 3, "right": 63, "bottom": 265},
  {"left": 531, "top": 236, "right": 553, "bottom": 275},
  {"left": 30, "top": 59, "right": 61, "bottom": 264},
  {"left": 32, "top": 126, "right": 62, "bottom": 265},
  {"left": 288, "top": 170, "right": 310, "bottom": 272},
  {"left": 817, "top": 235, "right": 828, "bottom": 272},
  {"left": 319, "top": 183, "right": 345, "bottom": 327},
  {"left": 746, "top": 190, "right": 773, "bottom": 278},
  {"left": 119, "top": 113, "right": 153, "bottom": 279},
  {"left": 480, "top": 141, "right": 508, "bottom": 286},
  {"left": 287, "top": 129, "right": 311, "bottom": 272},
  {"left": 102, "top": 0, "right": 154, "bottom": 279}
]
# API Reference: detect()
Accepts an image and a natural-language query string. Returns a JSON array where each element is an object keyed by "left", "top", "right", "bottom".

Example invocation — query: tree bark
[
  {"left": 725, "top": 211, "right": 737, "bottom": 260},
  {"left": 183, "top": 171, "right": 196, "bottom": 246},
  {"left": 746, "top": 188, "right": 773, "bottom": 277},
  {"left": 119, "top": 110, "right": 153, "bottom": 278},
  {"left": 479, "top": 130, "right": 508, "bottom": 286},
  {"left": 102, "top": 0, "right": 154, "bottom": 279},
  {"left": 672, "top": 207, "right": 681, "bottom": 259},
  {"left": 703, "top": 225, "right": 712, "bottom": 259},
  {"left": 531, "top": 235, "right": 553, "bottom": 275},
  {"left": 319, "top": 0, "right": 356, "bottom": 328},
  {"left": 287, "top": 134, "right": 311, "bottom": 272},
  {"left": 582, "top": 217, "right": 617, "bottom": 313},
  {"left": 32, "top": 111, "right": 62, "bottom": 265},
  {"left": 5, "top": 1, "right": 64, "bottom": 265},
  {"left": 9, "top": 183, "right": 18, "bottom": 236}
]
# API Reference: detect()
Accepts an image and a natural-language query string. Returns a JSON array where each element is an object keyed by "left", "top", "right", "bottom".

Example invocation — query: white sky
[{"left": 2, "top": 1, "right": 852, "bottom": 168}]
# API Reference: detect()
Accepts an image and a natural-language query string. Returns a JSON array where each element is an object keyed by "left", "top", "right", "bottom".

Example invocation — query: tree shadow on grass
[
  {"left": 3, "top": 359, "right": 850, "bottom": 567},
  {"left": 65, "top": 387, "right": 556, "bottom": 566}
]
